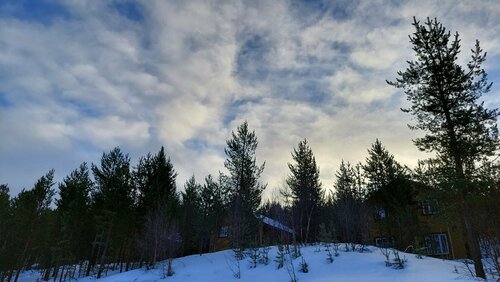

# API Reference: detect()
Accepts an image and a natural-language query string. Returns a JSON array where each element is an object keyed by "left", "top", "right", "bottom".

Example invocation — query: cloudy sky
[{"left": 1, "top": 0, "right": 500, "bottom": 198}]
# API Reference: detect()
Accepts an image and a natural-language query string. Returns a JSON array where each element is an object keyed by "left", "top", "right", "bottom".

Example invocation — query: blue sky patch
[
  {"left": 110, "top": 1, "right": 143, "bottom": 22},
  {"left": 0, "top": 93, "right": 12, "bottom": 108},
  {"left": 0, "top": 0, "right": 70, "bottom": 25},
  {"left": 184, "top": 138, "right": 208, "bottom": 151}
]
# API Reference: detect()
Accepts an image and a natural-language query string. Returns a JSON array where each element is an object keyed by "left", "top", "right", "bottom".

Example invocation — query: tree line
[{"left": 1, "top": 17, "right": 499, "bottom": 281}]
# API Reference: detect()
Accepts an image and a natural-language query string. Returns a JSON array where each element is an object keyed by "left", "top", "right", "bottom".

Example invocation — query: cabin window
[
  {"left": 425, "top": 233, "right": 449, "bottom": 255},
  {"left": 375, "top": 237, "right": 394, "bottom": 248},
  {"left": 374, "top": 207, "right": 387, "bottom": 220},
  {"left": 218, "top": 225, "right": 229, "bottom": 238},
  {"left": 421, "top": 199, "right": 438, "bottom": 215}
]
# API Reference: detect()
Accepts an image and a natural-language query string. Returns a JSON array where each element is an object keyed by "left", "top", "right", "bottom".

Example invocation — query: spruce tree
[
  {"left": 135, "top": 147, "right": 178, "bottom": 218},
  {"left": 10, "top": 170, "right": 55, "bottom": 282},
  {"left": 91, "top": 147, "right": 134, "bottom": 278},
  {"left": 287, "top": 139, "right": 323, "bottom": 243},
  {"left": 387, "top": 17, "right": 498, "bottom": 278},
  {"left": 198, "top": 174, "right": 226, "bottom": 252},
  {"left": 224, "top": 121, "right": 266, "bottom": 248},
  {"left": 55, "top": 163, "right": 94, "bottom": 269},
  {"left": 0, "top": 184, "right": 11, "bottom": 280},
  {"left": 362, "top": 139, "right": 407, "bottom": 193},
  {"left": 333, "top": 161, "right": 369, "bottom": 249},
  {"left": 180, "top": 176, "right": 201, "bottom": 255}
]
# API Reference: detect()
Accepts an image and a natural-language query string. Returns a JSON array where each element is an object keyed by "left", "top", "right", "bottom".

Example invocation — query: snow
[
  {"left": 18, "top": 245, "right": 479, "bottom": 282},
  {"left": 257, "top": 214, "right": 295, "bottom": 234}
]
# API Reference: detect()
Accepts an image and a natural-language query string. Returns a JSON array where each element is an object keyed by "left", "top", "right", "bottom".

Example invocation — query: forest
[{"left": 1, "top": 17, "right": 500, "bottom": 282}]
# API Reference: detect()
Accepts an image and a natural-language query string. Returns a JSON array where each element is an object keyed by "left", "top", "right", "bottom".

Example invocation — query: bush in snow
[
  {"left": 233, "top": 248, "right": 245, "bottom": 261},
  {"left": 299, "top": 256, "right": 309, "bottom": 273},
  {"left": 380, "top": 247, "right": 392, "bottom": 267},
  {"left": 392, "top": 249, "right": 406, "bottom": 269},
  {"left": 292, "top": 243, "right": 301, "bottom": 259},
  {"left": 284, "top": 245, "right": 298, "bottom": 282},
  {"left": 275, "top": 245, "right": 285, "bottom": 269},
  {"left": 260, "top": 246, "right": 270, "bottom": 265},
  {"left": 248, "top": 246, "right": 260, "bottom": 268},
  {"left": 325, "top": 244, "right": 334, "bottom": 264}
]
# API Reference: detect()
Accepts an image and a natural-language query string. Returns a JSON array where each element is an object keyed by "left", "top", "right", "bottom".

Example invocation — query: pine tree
[
  {"left": 199, "top": 174, "right": 226, "bottom": 252},
  {"left": 10, "top": 170, "right": 55, "bottom": 282},
  {"left": 224, "top": 121, "right": 266, "bottom": 248},
  {"left": 362, "top": 139, "right": 407, "bottom": 193},
  {"left": 333, "top": 161, "right": 369, "bottom": 250},
  {"left": 180, "top": 176, "right": 201, "bottom": 255},
  {"left": 91, "top": 147, "right": 134, "bottom": 278},
  {"left": 0, "top": 184, "right": 11, "bottom": 281},
  {"left": 287, "top": 139, "right": 323, "bottom": 243},
  {"left": 135, "top": 147, "right": 178, "bottom": 219},
  {"left": 134, "top": 147, "right": 180, "bottom": 268},
  {"left": 55, "top": 163, "right": 94, "bottom": 278},
  {"left": 387, "top": 17, "right": 498, "bottom": 278}
]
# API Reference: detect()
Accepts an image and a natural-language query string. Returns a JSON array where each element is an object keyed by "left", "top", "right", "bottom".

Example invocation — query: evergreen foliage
[
  {"left": 224, "top": 121, "right": 266, "bottom": 248},
  {"left": 333, "top": 161, "right": 371, "bottom": 250},
  {"left": 387, "top": 17, "right": 499, "bottom": 279},
  {"left": 362, "top": 139, "right": 408, "bottom": 193},
  {"left": 55, "top": 163, "right": 94, "bottom": 277},
  {"left": 287, "top": 139, "right": 323, "bottom": 243},
  {"left": 180, "top": 176, "right": 201, "bottom": 256}
]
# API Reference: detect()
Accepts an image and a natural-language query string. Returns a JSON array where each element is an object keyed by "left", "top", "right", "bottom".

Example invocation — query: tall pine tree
[
  {"left": 287, "top": 139, "right": 323, "bottom": 243},
  {"left": 387, "top": 17, "right": 498, "bottom": 278},
  {"left": 224, "top": 121, "right": 266, "bottom": 248},
  {"left": 55, "top": 163, "right": 94, "bottom": 270},
  {"left": 91, "top": 147, "right": 134, "bottom": 278}
]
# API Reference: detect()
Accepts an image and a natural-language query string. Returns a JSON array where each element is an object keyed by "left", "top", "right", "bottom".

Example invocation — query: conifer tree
[
  {"left": 0, "top": 184, "right": 11, "bottom": 281},
  {"left": 91, "top": 147, "right": 134, "bottom": 278},
  {"left": 387, "top": 17, "right": 498, "bottom": 278},
  {"left": 362, "top": 139, "right": 407, "bottom": 193},
  {"left": 10, "top": 170, "right": 55, "bottom": 282},
  {"left": 135, "top": 147, "right": 178, "bottom": 218},
  {"left": 287, "top": 139, "right": 323, "bottom": 243},
  {"left": 224, "top": 121, "right": 266, "bottom": 248},
  {"left": 333, "top": 161, "right": 369, "bottom": 249},
  {"left": 198, "top": 174, "right": 226, "bottom": 252},
  {"left": 180, "top": 176, "right": 201, "bottom": 255},
  {"left": 55, "top": 163, "right": 94, "bottom": 270}
]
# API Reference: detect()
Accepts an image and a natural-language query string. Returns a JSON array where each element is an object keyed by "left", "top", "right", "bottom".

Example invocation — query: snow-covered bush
[
  {"left": 299, "top": 256, "right": 309, "bottom": 273},
  {"left": 275, "top": 245, "right": 285, "bottom": 269},
  {"left": 260, "top": 246, "right": 270, "bottom": 265}
]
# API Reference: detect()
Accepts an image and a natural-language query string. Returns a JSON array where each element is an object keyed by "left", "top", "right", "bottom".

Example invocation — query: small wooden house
[
  {"left": 213, "top": 215, "right": 295, "bottom": 251},
  {"left": 367, "top": 178, "right": 468, "bottom": 259}
]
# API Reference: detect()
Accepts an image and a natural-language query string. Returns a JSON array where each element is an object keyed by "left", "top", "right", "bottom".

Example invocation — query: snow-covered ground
[{"left": 19, "top": 245, "right": 478, "bottom": 282}]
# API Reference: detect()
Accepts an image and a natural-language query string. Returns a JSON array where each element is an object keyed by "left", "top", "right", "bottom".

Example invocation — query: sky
[{"left": 1, "top": 0, "right": 500, "bottom": 198}]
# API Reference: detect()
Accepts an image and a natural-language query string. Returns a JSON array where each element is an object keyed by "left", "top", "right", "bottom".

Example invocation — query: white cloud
[{"left": 0, "top": 0, "right": 499, "bottom": 197}]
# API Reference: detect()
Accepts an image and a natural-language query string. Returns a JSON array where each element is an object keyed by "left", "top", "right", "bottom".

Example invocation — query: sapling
[
  {"left": 299, "top": 256, "right": 309, "bottom": 273},
  {"left": 248, "top": 246, "right": 260, "bottom": 268},
  {"left": 275, "top": 245, "right": 285, "bottom": 269},
  {"left": 392, "top": 249, "right": 406, "bottom": 269},
  {"left": 292, "top": 243, "right": 301, "bottom": 259},
  {"left": 380, "top": 247, "right": 392, "bottom": 267},
  {"left": 325, "top": 244, "right": 334, "bottom": 264},
  {"left": 260, "top": 246, "right": 270, "bottom": 265}
]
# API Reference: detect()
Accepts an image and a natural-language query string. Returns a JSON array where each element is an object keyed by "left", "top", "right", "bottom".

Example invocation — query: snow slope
[{"left": 48, "top": 245, "right": 476, "bottom": 282}]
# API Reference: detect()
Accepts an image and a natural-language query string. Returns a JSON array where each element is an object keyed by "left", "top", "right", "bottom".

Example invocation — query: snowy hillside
[{"left": 20, "top": 244, "right": 477, "bottom": 282}]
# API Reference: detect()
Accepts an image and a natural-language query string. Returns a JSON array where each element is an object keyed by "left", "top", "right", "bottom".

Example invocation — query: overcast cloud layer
[{"left": 1, "top": 0, "right": 500, "bottom": 197}]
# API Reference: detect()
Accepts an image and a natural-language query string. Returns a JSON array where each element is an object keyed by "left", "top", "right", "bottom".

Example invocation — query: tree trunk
[{"left": 462, "top": 203, "right": 486, "bottom": 279}]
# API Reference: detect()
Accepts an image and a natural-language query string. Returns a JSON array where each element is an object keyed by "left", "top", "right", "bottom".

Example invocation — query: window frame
[
  {"left": 218, "top": 225, "right": 229, "bottom": 238},
  {"left": 374, "top": 206, "right": 388, "bottom": 220},
  {"left": 425, "top": 233, "right": 449, "bottom": 255},
  {"left": 421, "top": 199, "right": 439, "bottom": 215}
]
